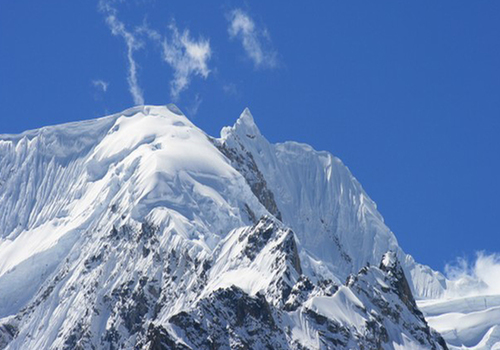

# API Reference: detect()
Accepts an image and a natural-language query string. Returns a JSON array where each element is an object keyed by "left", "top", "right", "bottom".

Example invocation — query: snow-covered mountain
[{"left": 0, "top": 105, "right": 495, "bottom": 349}]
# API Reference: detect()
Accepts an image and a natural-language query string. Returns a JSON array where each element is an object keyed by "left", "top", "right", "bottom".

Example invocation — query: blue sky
[{"left": 1, "top": 1, "right": 499, "bottom": 273}]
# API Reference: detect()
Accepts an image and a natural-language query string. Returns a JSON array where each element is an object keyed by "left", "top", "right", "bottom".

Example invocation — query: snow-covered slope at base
[
  {"left": 418, "top": 296, "right": 500, "bottom": 350},
  {"left": 149, "top": 222, "right": 447, "bottom": 350}
]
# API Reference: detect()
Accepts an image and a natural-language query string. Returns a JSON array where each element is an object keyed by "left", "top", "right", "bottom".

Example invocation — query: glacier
[{"left": 0, "top": 104, "right": 496, "bottom": 349}]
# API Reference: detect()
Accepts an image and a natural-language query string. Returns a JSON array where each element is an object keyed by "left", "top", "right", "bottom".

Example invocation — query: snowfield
[{"left": 0, "top": 104, "right": 496, "bottom": 349}]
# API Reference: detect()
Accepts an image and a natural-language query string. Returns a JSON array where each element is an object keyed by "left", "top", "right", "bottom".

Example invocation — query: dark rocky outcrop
[
  {"left": 168, "top": 286, "right": 288, "bottom": 350},
  {"left": 215, "top": 140, "right": 282, "bottom": 221}
]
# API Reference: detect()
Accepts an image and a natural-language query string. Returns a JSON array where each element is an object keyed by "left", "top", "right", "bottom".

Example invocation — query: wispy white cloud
[
  {"left": 100, "top": 2, "right": 144, "bottom": 105},
  {"left": 99, "top": 2, "right": 211, "bottom": 104},
  {"left": 137, "top": 22, "right": 211, "bottom": 101},
  {"left": 92, "top": 79, "right": 109, "bottom": 93},
  {"left": 228, "top": 9, "right": 277, "bottom": 69},
  {"left": 444, "top": 251, "right": 500, "bottom": 298},
  {"left": 162, "top": 25, "right": 211, "bottom": 100}
]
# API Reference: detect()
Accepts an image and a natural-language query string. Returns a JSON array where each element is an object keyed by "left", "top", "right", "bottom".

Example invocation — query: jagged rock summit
[{"left": 0, "top": 105, "right": 492, "bottom": 349}]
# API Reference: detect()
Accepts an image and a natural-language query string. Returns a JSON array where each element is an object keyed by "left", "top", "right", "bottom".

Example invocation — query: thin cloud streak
[
  {"left": 99, "top": 2, "right": 211, "bottom": 105},
  {"left": 228, "top": 9, "right": 277, "bottom": 69},
  {"left": 100, "top": 2, "right": 144, "bottom": 105},
  {"left": 92, "top": 79, "right": 109, "bottom": 93}
]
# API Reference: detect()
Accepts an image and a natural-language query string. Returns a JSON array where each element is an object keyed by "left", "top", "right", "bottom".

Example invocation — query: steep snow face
[
  {"left": 219, "top": 109, "right": 447, "bottom": 299},
  {"left": 0, "top": 114, "right": 116, "bottom": 239},
  {"left": 0, "top": 114, "right": 118, "bottom": 318},
  {"left": 220, "top": 109, "right": 397, "bottom": 278}
]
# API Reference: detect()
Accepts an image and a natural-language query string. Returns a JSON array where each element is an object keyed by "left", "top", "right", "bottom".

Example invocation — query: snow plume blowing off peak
[{"left": 444, "top": 251, "right": 500, "bottom": 298}]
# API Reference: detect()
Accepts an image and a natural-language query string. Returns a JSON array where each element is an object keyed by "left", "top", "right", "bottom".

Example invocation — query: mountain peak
[
  {"left": 240, "top": 107, "right": 254, "bottom": 123},
  {"left": 232, "top": 107, "right": 261, "bottom": 138}
]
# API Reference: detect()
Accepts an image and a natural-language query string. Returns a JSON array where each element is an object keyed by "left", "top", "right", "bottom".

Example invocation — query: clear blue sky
[{"left": 1, "top": 1, "right": 499, "bottom": 273}]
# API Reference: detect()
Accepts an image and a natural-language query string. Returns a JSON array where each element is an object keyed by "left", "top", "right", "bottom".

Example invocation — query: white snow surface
[
  {"left": 304, "top": 286, "right": 365, "bottom": 328},
  {"left": 0, "top": 104, "right": 496, "bottom": 349},
  {"left": 419, "top": 295, "right": 500, "bottom": 349}
]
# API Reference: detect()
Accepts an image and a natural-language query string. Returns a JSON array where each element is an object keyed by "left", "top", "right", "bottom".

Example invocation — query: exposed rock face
[
  {"left": 380, "top": 251, "right": 419, "bottom": 313},
  {"left": 168, "top": 286, "right": 288, "bottom": 350},
  {"left": 1, "top": 214, "right": 448, "bottom": 350},
  {"left": 215, "top": 139, "right": 282, "bottom": 222},
  {"left": 346, "top": 254, "right": 448, "bottom": 350},
  {"left": 156, "top": 240, "right": 448, "bottom": 350},
  {"left": 0, "top": 322, "right": 17, "bottom": 349}
]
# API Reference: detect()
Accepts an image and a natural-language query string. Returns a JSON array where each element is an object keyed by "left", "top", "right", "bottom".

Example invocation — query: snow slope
[
  {"left": 0, "top": 104, "right": 494, "bottom": 349},
  {"left": 419, "top": 296, "right": 500, "bottom": 349}
]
